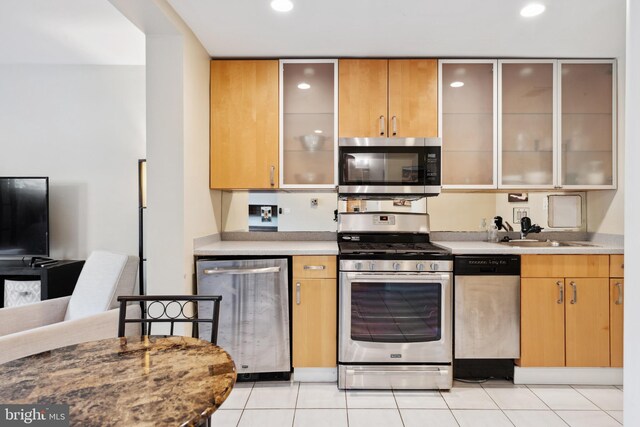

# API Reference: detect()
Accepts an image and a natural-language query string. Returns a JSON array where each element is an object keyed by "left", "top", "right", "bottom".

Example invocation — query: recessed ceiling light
[
  {"left": 450, "top": 81, "right": 464, "bottom": 88},
  {"left": 520, "top": 3, "right": 545, "bottom": 17},
  {"left": 271, "top": 0, "right": 293, "bottom": 12},
  {"left": 314, "top": 130, "right": 323, "bottom": 134},
  {"left": 297, "top": 82, "right": 311, "bottom": 90}
]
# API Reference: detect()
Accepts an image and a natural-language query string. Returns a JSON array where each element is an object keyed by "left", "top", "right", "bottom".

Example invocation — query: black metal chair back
[{"left": 117, "top": 295, "right": 222, "bottom": 344}]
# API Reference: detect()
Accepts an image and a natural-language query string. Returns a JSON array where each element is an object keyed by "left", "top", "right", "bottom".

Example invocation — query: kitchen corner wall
[{"left": 112, "top": 0, "right": 221, "bottom": 305}]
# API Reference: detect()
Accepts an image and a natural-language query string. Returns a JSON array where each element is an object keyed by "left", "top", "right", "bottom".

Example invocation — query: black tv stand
[
  {"left": 0, "top": 260, "right": 84, "bottom": 307},
  {"left": 29, "top": 256, "right": 52, "bottom": 267}
]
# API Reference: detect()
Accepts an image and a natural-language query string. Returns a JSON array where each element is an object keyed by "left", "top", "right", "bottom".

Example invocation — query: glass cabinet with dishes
[
  {"left": 559, "top": 60, "right": 616, "bottom": 188},
  {"left": 279, "top": 59, "right": 338, "bottom": 188},
  {"left": 499, "top": 60, "right": 556, "bottom": 189},
  {"left": 439, "top": 58, "right": 616, "bottom": 190},
  {"left": 439, "top": 60, "right": 497, "bottom": 189}
]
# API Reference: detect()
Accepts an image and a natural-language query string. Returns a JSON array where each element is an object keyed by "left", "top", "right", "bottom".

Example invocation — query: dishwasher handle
[{"left": 203, "top": 266, "right": 281, "bottom": 275}]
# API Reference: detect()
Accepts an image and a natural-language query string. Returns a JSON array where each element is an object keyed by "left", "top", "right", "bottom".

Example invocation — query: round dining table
[{"left": 0, "top": 336, "right": 236, "bottom": 426}]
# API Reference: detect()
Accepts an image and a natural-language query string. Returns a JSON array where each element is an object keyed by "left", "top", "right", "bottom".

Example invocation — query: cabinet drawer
[
  {"left": 610, "top": 255, "right": 624, "bottom": 278},
  {"left": 293, "top": 256, "right": 337, "bottom": 279},
  {"left": 521, "top": 255, "right": 609, "bottom": 278}
]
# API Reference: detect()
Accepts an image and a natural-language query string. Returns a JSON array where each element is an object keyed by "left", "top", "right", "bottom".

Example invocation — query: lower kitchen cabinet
[
  {"left": 292, "top": 255, "right": 337, "bottom": 368},
  {"left": 292, "top": 278, "right": 337, "bottom": 367},
  {"left": 520, "top": 278, "right": 566, "bottom": 367},
  {"left": 519, "top": 255, "right": 611, "bottom": 368},
  {"left": 564, "top": 278, "right": 610, "bottom": 367},
  {"left": 610, "top": 278, "right": 624, "bottom": 367}
]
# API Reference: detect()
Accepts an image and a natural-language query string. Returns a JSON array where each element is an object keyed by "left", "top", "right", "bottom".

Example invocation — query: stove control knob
[
  {"left": 355, "top": 262, "right": 362, "bottom": 270},
  {"left": 430, "top": 262, "right": 439, "bottom": 271},
  {"left": 393, "top": 262, "right": 401, "bottom": 271},
  {"left": 369, "top": 262, "right": 375, "bottom": 270},
  {"left": 416, "top": 263, "right": 425, "bottom": 271}
]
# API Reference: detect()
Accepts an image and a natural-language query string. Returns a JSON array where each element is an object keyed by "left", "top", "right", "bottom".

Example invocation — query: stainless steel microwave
[{"left": 338, "top": 137, "right": 441, "bottom": 197}]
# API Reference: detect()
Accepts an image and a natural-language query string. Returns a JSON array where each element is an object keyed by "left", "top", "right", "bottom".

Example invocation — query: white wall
[
  {"left": 625, "top": 1, "right": 639, "bottom": 425},
  {"left": 0, "top": 64, "right": 145, "bottom": 259}
]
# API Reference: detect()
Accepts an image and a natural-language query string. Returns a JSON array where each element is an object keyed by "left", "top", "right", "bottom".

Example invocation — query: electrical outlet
[
  {"left": 513, "top": 207, "right": 530, "bottom": 223},
  {"left": 310, "top": 198, "right": 318, "bottom": 208}
]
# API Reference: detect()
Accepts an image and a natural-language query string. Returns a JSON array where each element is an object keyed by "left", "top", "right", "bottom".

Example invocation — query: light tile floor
[{"left": 211, "top": 381, "right": 623, "bottom": 427}]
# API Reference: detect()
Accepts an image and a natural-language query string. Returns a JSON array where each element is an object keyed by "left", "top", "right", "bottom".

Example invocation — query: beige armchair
[{"left": 0, "top": 251, "right": 141, "bottom": 364}]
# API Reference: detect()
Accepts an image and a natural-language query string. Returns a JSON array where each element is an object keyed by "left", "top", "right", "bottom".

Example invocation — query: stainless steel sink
[{"left": 499, "top": 240, "right": 599, "bottom": 248}]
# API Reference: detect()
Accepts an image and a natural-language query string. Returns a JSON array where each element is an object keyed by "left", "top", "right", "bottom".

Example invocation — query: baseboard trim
[
  {"left": 292, "top": 367, "right": 337, "bottom": 382},
  {"left": 514, "top": 367, "right": 623, "bottom": 385}
]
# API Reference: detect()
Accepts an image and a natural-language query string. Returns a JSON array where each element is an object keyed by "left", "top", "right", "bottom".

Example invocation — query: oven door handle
[{"left": 346, "top": 272, "right": 451, "bottom": 282}]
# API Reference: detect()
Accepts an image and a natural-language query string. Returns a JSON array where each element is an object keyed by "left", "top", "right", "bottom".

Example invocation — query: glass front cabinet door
[
  {"left": 559, "top": 60, "right": 616, "bottom": 189},
  {"left": 439, "top": 60, "right": 497, "bottom": 189},
  {"left": 280, "top": 60, "right": 338, "bottom": 188},
  {"left": 499, "top": 60, "right": 557, "bottom": 189}
]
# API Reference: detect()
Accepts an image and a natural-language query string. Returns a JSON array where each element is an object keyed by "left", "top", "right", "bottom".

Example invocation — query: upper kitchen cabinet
[
  {"left": 210, "top": 60, "right": 279, "bottom": 189},
  {"left": 280, "top": 60, "right": 338, "bottom": 188},
  {"left": 339, "top": 59, "right": 438, "bottom": 138},
  {"left": 499, "top": 60, "right": 556, "bottom": 189},
  {"left": 440, "top": 60, "right": 497, "bottom": 188},
  {"left": 559, "top": 60, "right": 616, "bottom": 189}
]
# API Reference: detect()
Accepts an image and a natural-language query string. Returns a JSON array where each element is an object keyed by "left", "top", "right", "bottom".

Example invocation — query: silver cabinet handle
[
  {"left": 296, "top": 282, "right": 301, "bottom": 305},
  {"left": 303, "top": 265, "right": 326, "bottom": 270},
  {"left": 615, "top": 282, "right": 623, "bottom": 305},
  {"left": 203, "top": 266, "right": 280, "bottom": 275},
  {"left": 379, "top": 115, "right": 385, "bottom": 136},
  {"left": 270, "top": 165, "right": 275, "bottom": 186},
  {"left": 570, "top": 281, "right": 577, "bottom": 304},
  {"left": 392, "top": 116, "right": 397, "bottom": 136},
  {"left": 557, "top": 281, "right": 564, "bottom": 304}
]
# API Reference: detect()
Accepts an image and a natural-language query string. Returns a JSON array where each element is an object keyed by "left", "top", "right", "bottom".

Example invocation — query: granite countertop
[
  {"left": 433, "top": 240, "right": 624, "bottom": 255},
  {"left": 195, "top": 240, "right": 339, "bottom": 256},
  {"left": 0, "top": 336, "right": 236, "bottom": 427}
]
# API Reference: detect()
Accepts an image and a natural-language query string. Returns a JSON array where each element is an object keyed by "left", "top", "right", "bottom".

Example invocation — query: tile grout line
[
  {"left": 569, "top": 385, "right": 623, "bottom": 425},
  {"left": 236, "top": 381, "right": 255, "bottom": 427},
  {"left": 391, "top": 389, "right": 406, "bottom": 427},
  {"left": 477, "top": 384, "right": 516, "bottom": 427},
  {"left": 524, "top": 384, "right": 598, "bottom": 427},
  {"left": 439, "top": 388, "right": 462, "bottom": 427},
  {"left": 520, "top": 383, "right": 560, "bottom": 412},
  {"left": 290, "top": 381, "right": 300, "bottom": 427},
  {"left": 345, "top": 387, "right": 350, "bottom": 427}
]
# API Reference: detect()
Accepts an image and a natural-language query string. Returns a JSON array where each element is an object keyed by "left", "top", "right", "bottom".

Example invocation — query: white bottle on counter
[{"left": 488, "top": 224, "right": 499, "bottom": 242}]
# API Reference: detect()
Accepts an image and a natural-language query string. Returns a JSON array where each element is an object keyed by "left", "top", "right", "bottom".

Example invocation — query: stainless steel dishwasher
[
  {"left": 454, "top": 255, "right": 520, "bottom": 359},
  {"left": 196, "top": 258, "right": 290, "bottom": 378}
]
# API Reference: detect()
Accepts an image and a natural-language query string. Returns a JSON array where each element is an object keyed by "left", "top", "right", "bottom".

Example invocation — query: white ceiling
[
  {"left": 167, "top": 0, "right": 625, "bottom": 58},
  {"left": 0, "top": 0, "right": 144, "bottom": 65}
]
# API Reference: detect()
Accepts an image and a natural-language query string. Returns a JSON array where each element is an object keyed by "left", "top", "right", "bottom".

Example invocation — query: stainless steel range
[{"left": 337, "top": 210, "right": 453, "bottom": 390}]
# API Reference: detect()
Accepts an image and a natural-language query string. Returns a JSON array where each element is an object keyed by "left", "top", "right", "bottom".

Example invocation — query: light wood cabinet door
[
  {"left": 292, "top": 278, "right": 337, "bottom": 367},
  {"left": 610, "top": 279, "right": 624, "bottom": 367},
  {"left": 210, "top": 60, "right": 279, "bottom": 189},
  {"left": 565, "top": 278, "right": 610, "bottom": 367},
  {"left": 521, "top": 255, "right": 610, "bottom": 278},
  {"left": 610, "top": 254, "right": 624, "bottom": 278},
  {"left": 520, "top": 278, "right": 566, "bottom": 367},
  {"left": 338, "top": 59, "right": 388, "bottom": 137},
  {"left": 388, "top": 59, "right": 438, "bottom": 137}
]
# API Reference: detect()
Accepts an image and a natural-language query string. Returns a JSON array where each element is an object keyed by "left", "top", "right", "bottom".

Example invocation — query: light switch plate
[{"left": 513, "top": 207, "right": 530, "bottom": 223}]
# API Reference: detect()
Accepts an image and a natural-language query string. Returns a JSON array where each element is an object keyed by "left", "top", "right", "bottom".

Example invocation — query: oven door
[{"left": 339, "top": 271, "right": 452, "bottom": 364}]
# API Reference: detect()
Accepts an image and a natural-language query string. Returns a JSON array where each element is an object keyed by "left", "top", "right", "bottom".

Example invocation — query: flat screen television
[{"left": 0, "top": 177, "right": 49, "bottom": 257}]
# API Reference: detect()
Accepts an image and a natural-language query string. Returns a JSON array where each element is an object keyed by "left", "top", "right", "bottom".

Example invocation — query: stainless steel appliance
[
  {"left": 454, "top": 256, "right": 520, "bottom": 359},
  {"left": 338, "top": 137, "right": 441, "bottom": 197},
  {"left": 337, "top": 211, "right": 453, "bottom": 390},
  {"left": 196, "top": 258, "right": 290, "bottom": 378}
]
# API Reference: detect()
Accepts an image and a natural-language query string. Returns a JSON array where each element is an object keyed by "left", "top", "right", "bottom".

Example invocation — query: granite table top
[{"left": 0, "top": 336, "right": 237, "bottom": 427}]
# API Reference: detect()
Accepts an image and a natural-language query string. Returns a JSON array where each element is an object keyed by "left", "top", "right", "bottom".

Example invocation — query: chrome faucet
[{"left": 520, "top": 216, "right": 543, "bottom": 239}]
